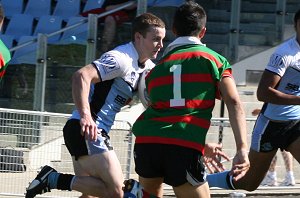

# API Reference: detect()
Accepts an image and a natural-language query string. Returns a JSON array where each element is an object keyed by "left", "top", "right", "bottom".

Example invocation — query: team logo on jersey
[
  {"left": 285, "top": 83, "right": 299, "bottom": 92},
  {"left": 99, "top": 54, "right": 120, "bottom": 74},
  {"left": 268, "top": 53, "right": 284, "bottom": 68},
  {"left": 130, "top": 72, "right": 136, "bottom": 83}
]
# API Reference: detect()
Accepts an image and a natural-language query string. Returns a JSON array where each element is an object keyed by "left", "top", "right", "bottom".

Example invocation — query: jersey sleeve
[
  {"left": 216, "top": 57, "right": 233, "bottom": 100},
  {"left": 92, "top": 51, "right": 128, "bottom": 81},
  {"left": 265, "top": 52, "right": 287, "bottom": 77}
]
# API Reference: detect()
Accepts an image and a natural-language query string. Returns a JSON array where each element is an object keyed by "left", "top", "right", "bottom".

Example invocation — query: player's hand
[
  {"left": 204, "top": 143, "right": 230, "bottom": 173},
  {"left": 80, "top": 115, "right": 98, "bottom": 141},
  {"left": 230, "top": 149, "right": 250, "bottom": 181}
]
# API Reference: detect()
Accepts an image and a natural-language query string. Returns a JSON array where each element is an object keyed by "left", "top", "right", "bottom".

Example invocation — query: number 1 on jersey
[{"left": 170, "top": 64, "right": 185, "bottom": 107}]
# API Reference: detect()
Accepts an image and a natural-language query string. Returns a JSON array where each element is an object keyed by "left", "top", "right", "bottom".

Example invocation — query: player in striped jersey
[
  {"left": 0, "top": 3, "right": 11, "bottom": 81},
  {"left": 26, "top": 13, "right": 165, "bottom": 198},
  {"left": 132, "top": 1, "right": 249, "bottom": 197},
  {"left": 208, "top": 8, "right": 300, "bottom": 192}
]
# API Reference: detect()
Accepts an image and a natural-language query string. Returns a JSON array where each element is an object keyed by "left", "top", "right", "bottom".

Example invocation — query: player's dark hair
[
  {"left": 132, "top": 12, "right": 165, "bottom": 41},
  {"left": 173, "top": 1, "right": 206, "bottom": 37},
  {"left": 294, "top": 9, "right": 300, "bottom": 25}
]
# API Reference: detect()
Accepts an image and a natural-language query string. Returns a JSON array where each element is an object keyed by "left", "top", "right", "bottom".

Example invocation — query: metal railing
[{"left": 0, "top": 108, "right": 133, "bottom": 197}]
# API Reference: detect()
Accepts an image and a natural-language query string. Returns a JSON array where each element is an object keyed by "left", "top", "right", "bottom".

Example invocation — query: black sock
[{"left": 57, "top": 174, "right": 75, "bottom": 191}]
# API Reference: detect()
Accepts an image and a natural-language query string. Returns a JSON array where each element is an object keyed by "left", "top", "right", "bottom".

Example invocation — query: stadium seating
[
  {"left": 4, "top": 14, "right": 34, "bottom": 42},
  {"left": 60, "top": 16, "right": 88, "bottom": 45},
  {"left": 52, "top": 0, "right": 81, "bottom": 21},
  {"left": 1, "top": 0, "right": 24, "bottom": 19},
  {"left": 10, "top": 36, "right": 37, "bottom": 65},
  {"left": 23, "top": 0, "right": 52, "bottom": 19},
  {"left": 0, "top": 34, "right": 14, "bottom": 49},
  {"left": 82, "top": 0, "right": 104, "bottom": 13},
  {"left": 33, "top": 15, "right": 63, "bottom": 43}
]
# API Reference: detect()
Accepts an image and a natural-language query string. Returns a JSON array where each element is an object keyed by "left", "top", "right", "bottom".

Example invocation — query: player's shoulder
[{"left": 275, "top": 37, "right": 297, "bottom": 55}]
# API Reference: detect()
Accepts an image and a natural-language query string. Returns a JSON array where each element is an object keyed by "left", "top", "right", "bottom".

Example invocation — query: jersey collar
[{"left": 163, "top": 36, "right": 205, "bottom": 56}]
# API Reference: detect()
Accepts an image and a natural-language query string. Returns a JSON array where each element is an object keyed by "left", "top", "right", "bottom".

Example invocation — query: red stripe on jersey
[
  {"left": 135, "top": 136, "right": 205, "bottom": 153},
  {"left": 0, "top": 70, "right": 5, "bottom": 78},
  {"left": 151, "top": 115, "right": 210, "bottom": 129},
  {"left": 152, "top": 99, "right": 215, "bottom": 109},
  {"left": 0, "top": 54, "right": 5, "bottom": 69},
  {"left": 160, "top": 51, "right": 223, "bottom": 68},
  {"left": 148, "top": 73, "right": 213, "bottom": 91}
]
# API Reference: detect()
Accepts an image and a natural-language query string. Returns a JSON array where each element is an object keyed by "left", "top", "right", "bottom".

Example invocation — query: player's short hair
[
  {"left": 0, "top": 3, "right": 4, "bottom": 22},
  {"left": 132, "top": 12, "right": 165, "bottom": 41},
  {"left": 173, "top": 1, "right": 207, "bottom": 37},
  {"left": 294, "top": 9, "right": 300, "bottom": 24}
]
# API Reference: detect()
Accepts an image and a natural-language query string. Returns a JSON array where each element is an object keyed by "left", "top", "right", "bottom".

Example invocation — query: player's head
[
  {"left": 132, "top": 13, "right": 165, "bottom": 42},
  {"left": 172, "top": 1, "right": 207, "bottom": 38},
  {"left": 294, "top": 9, "right": 300, "bottom": 28},
  {"left": 0, "top": 3, "right": 5, "bottom": 29},
  {"left": 132, "top": 13, "right": 166, "bottom": 61}
]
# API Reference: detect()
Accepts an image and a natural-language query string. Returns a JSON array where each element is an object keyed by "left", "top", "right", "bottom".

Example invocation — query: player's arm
[
  {"left": 72, "top": 64, "right": 101, "bottom": 141},
  {"left": 219, "top": 76, "right": 250, "bottom": 181},
  {"left": 257, "top": 70, "right": 300, "bottom": 105}
]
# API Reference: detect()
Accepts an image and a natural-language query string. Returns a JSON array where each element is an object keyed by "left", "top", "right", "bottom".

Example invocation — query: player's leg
[
  {"left": 163, "top": 145, "right": 208, "bottom": 197},
  {"left": 72, "top": 159, "right": 98, "bottom": 198},
  {"left": 100, "top": 15, "right": 116, "bottom": 53},
  {"left": 287, "top": 136, "right": 300, "bottom": 170},
  {"left": 139, "top": 176, "right": 164, "bottom": 197},
  {"left": 173, "top": 182, "right": 210, "bottom": 198},
  {"left": 72, "top": 151, "right": 124, "bottom": 197},
  {"left": 260, "top": 154, "right": 278, "bottom": 186},
  {"left": 280, "top": 150, "right": 295, "bottom": 186},
  {"left": 208, "top": 114, "right": 279, "bottom": 190},
  {"left": 134, "top": 143, "right": 164, "bottom": 198},
  {"left": 233, "top": 149, "right": 277, "bottom": 190}
]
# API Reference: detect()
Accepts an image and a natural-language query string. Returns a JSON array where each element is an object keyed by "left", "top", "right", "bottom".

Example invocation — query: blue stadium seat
[
  {"left": 10, "top": 36, "right": 37, "bottom": 65},
  {"left": 33, "top": 15, "right": 63, "bottom": 43},
  {"left": 52, "top": 0, "right": 81, "bottom": 21},
  {"left": 23, "top": 0, "right": 52, "bottom": 19},
  {"left": 60, "top": 16, "right": 88, "bottom": 45},
  {"left": 4, "top": 14, "right": 34, "bottom": 42},
  {"left": 0, "top": 34, "right": 14, "bottom": 49},
  {"left": 83, "top": 0, "right": 104, "bottom": 12},
  {"left": 1, "top": 0, "right": 24, "bottom": 19}
]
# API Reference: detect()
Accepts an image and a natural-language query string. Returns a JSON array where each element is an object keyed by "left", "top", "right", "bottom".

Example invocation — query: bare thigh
[
  {"left": 71, "top": 150, "right": 124, "bottom": 197},
  {"left": 173, "top": 182, "right": 210, "bottom": 198},
  {"left": 234, "top": 149, "right": 277, "bottom": 191},
  {"left": 73, "top": 159, "right": 100, "bottom": 198},
  {"left": 78, "top": 150, "right": 124, "bottom": 188}
]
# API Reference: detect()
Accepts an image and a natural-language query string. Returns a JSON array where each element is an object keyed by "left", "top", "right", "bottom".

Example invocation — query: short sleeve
[
  {"left": 265, "top": 53, "right": 287, "bottom": 77},
  {"left": 92, "top": 52, "right": 128, "bottom": 81}
]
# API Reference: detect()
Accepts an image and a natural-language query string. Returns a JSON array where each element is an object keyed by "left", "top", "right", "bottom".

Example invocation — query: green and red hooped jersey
[
  {"left": 0, "top": 39, "right": 11, "bottom": 81},
  {"left": 132, "top": 44, "right": 232, "bottom": 154}
]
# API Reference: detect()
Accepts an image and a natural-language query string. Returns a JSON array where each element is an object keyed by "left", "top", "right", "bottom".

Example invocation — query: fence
[
  {"left": 0, "top": 108, "right": 133, "bottom": 197},
  {"left": 0, "top": 107, "right": 297, "bottom": 197}
]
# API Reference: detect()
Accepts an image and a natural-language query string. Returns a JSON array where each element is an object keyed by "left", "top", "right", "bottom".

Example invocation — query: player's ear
[
  {"left": 172, "top": 26, "right": 177, "bottom": 36},
  {"left": 134, "top": 32, "right": 142, "bottom": 42},
  {"left": 199, "top": 27, "right": 206, "bottom": 39}
]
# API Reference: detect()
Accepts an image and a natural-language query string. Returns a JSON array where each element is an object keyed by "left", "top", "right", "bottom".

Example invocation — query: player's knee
[
  {"left": 242, "top": 183, "right": 259, "bottom": 192},
  {"left": 107, "top": 185, "right": 124, "bottom": 198}
]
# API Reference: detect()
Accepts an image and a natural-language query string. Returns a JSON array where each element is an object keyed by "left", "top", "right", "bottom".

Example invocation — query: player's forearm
[
  {"left": 257, "top": 86, "right": 300, "bottom": 105},
  {"left": 227, "top": 101, "right": 248, "bottom": 151},
  {"left": 72, "top": 71, "right": 91, "bottom": 118}
]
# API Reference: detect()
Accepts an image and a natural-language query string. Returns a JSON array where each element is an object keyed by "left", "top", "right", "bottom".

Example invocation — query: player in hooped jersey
[
  {"left": 26, "top": 13, "right": 166, "bottom": 198},
  {"left": 132, "top": 2, "right": 249, "bottom": 197},
  {"left": 207, "top": 8, "right": 300, "bottom": 192},
  {"left": 0, "top": 3, "right": 11, "bottom": 81}
]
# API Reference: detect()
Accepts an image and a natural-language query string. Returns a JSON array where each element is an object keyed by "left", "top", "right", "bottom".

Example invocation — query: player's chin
[{"left": 151, "top": 51, "right": 159, "bottom": 59}]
